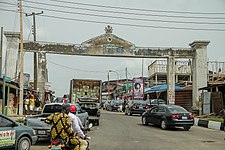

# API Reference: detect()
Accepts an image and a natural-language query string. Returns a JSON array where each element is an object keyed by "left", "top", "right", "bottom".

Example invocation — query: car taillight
[
  {"left": 189, "top": 114, "right": 195, "bottom": 119},
  {"left": 171, "top": 114, "right": 180, "bottom": 119},
  {"left": 145, "top": 105, "right": 151, "bottom": 109},
  {"left": 131, "top": 105, "right": 137, "bottom": 109}
]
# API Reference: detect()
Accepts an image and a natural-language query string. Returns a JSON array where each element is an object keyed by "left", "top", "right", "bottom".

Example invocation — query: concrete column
[
  {"left": 4, "top": 32, "right": 20, "bottom": 80},
  {"left": 190, "top": 40, "right": 210, "bottom": 112},
  {"left": 167, "top": 56, "right": 175, "bottom": 105},
  {"left": 37, "top": 51, "right": 47, "bottom": 104}
]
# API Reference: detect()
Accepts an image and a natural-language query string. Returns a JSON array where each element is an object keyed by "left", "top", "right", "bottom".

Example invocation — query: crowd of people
[{"left": 23, "top": 92, "right": 41, "bottom": 115}]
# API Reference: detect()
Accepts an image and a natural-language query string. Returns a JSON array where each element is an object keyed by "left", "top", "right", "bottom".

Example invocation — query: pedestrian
[
  {"left": 23, "top": 96, "right": 30, "bottom": 115},
  {"left": 34, "top": 96, "right": 41, "bottom": 113},
  {"left": 29, "top": 94, "right": 35, "bottom": 114},
  {"left": 62, "top": 95, "right": 67, "bottom": 103}
]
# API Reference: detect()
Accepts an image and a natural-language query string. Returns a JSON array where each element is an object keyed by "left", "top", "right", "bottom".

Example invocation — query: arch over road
[{"left": 5, "top": 26, "right": 210, "bottom": 112}]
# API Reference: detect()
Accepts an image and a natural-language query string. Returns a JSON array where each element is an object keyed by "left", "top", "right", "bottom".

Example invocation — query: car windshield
[
  {"left": 167, "top": 106, "right": 188, "bottom": 113},
  {"left": 43, "top": 104, "right": 62, "bottom": 113}
]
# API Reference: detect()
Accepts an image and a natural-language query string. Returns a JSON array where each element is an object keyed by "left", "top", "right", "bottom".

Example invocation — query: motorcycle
[{"left": 48, "top": 123, "right": 93, "bottom": 150}]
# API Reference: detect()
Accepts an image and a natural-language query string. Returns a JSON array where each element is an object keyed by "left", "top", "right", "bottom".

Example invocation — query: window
[
  {"left": 158, "top": 106, "right": 165, "bottom": 113},
  {"left": 0, "top": 116, "right": 13, "bottom": 127}
]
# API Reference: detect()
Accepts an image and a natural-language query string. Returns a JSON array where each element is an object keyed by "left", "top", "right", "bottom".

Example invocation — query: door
[{"left": 0, "top": 115, "right": 16, "bottom": 149}]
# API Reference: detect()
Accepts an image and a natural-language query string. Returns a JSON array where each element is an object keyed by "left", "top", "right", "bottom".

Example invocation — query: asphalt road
[{"left": 31, "top": 110, "right": 225, "bottom": 150}]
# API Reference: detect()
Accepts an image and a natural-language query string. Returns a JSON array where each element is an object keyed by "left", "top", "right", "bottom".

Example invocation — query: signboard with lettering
[{"left": 0, "top": 130, "right": 16, "bottom": 147}]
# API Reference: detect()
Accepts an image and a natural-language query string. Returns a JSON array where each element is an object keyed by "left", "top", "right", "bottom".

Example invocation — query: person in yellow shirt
[
  {"left": 44, "top": 104, "right": 82, "bottom": 150},
  {"left": 29, "top": 94, "right": 35, "bottom": 113}
]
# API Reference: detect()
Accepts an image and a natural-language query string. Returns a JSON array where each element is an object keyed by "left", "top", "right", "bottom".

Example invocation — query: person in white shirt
[{"left": 68, "top": 112, "right": 85, "bottom": 139}]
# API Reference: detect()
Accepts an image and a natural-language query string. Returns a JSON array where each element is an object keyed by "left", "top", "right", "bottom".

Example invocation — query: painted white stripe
[
  {"left": 208, "top": 121, "right": 221, "bottom": 130},
  {"left": 194, "top": 118, "right": 199, "bottom": 126}
]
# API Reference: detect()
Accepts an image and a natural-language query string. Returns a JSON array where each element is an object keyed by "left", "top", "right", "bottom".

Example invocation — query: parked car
[
  {"left": 125, "top": 100, "right": 150, "bottom": 116},
  {"left": 0, "top": 113, "right": 37, "bottom": 150},
  {"left": 107, "top": 100, "right": 124, "bottom": 111},
  {"left": 146, "top": 99, "right": 166, "bottom": 108},
  {"left": 142, "top": 105, "right": 195, "bottom": 130}
]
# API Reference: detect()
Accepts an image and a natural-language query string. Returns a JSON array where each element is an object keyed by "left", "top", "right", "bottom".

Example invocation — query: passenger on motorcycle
[
  {"left": 44, "top": 104, "right": 84, "bottom": 150},
  {"left": 68, "top": 106, "right": 86, "bottom": 139}
]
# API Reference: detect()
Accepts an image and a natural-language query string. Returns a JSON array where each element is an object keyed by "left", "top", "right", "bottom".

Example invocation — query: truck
[
  {"left": 69, "top": 79, "right": 102, "bottom": 125},
  {"left": 69, "top": 79, "right": 102, "bottom": 103}
]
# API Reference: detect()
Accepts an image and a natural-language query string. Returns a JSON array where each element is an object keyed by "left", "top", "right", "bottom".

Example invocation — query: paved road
[{"left": 31, "top": 110, "right": 225, "bottom": 150}]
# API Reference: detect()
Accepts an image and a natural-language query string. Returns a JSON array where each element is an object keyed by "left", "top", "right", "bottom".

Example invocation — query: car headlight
[{"left": 33, "top": 129, "right": 37, "bottom": 135}]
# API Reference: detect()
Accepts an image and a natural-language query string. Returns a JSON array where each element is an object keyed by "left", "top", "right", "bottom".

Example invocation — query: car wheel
[
  {"left": 128, "top": 109, "right": 132, "bottom": 116},
  {"left": 96, "top": 120, "right": 99, "bottom": 126},
  {"left": 142, "top": 116, "right": 148, "bottom": 125},
  {"left": 183, "top": 125, "right": 191, "bottom": 131},
  {"left": 17, "top": 136, "right": 31, "bottom": 150},
  {"left": 160, "top": 119, "right": 168, "bottom": 130},
  {"left": 84, "top": 118, "right": 89, "bottom": 127}
]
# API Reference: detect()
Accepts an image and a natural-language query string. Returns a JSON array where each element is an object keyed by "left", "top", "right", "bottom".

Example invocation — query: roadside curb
[{"left": 194, "top": 118, "right": 224, "bottom": 131}]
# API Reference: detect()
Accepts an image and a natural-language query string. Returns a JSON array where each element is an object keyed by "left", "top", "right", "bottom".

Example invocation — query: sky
[{"left": 1, "top": 0, "right": 225, "bottom": 97}]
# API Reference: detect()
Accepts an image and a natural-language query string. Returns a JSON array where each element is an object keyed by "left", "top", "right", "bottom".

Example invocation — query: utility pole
[
  {"left": 107, "top": 71, "right": 109, "bottom": 100},
  {"left": 126, "top": 67, "right": 128, "bottom": 97},
  {"left": 26, "top": 11, "right": 43, "bottom": 91},
  {"left": 0, "top": 27, "right": 4, "bottom": 114},
  {"left": 19, "top": 0, "right": 24, "bottom": 116},
  {"left": 0, "top": 27, "right": 3, "bottom": 75}
]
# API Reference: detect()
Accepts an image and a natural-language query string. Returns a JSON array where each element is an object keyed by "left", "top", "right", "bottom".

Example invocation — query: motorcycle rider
[
  {"left": 68, "top": 105, "right": 89, "bottom": 149},
  {"left": 44, "top": 104, "right": 85, "bottom": 150}
]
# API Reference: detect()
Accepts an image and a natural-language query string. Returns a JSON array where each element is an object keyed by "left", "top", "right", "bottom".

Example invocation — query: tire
[
  {"left": 96, "top": 120, "right": 99, "bottom": 126},
  {"left": 183, "top": 125, "right": 191, "bottom": 131},
  {"left": 160, "top": 119, "right": 168, "bottom": 130},
  {"left": 125, "top": 109, "right": 127, "bottom": 115},
  {"left": 84, "top": 118, "right": 89, "bottom": 127},
  {"left": 142, "top": 116, "right": 148, "bottom": 125},
  {"left": 16, "top": 136, "right": 31, "bottom": 150},
  {"left": 127, "top": 109, "right": 132, "bottom": 116}
]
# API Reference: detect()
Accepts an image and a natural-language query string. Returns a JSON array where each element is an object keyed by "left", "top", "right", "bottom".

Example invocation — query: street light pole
[
  {"left": 107, "top": 71, "right": 109, "bottom": 100},
  {"left": 109, "top": 70, "right": 119, "bottom": 99}
]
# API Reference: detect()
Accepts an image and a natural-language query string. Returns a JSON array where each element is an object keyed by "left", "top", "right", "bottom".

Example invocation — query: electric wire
[
  {"left": 20, "top": 3, "right": 225, "bottom": 25},
  {"left": 22, "top": 0, "right": 225, "bottom": 20},
  {"left": 48, "top": 60, "right": 108, "bottom": 74},
  {"left": 50, "top": 0, "right": 225, "bottom": 15},
  {"left": 1, "top": 7, "right": 225, "bottom": 32}
]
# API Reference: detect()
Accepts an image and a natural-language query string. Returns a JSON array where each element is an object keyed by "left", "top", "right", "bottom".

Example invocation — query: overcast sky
[{"left": 1, "top": 0, "right": 225, "bottom": 96}]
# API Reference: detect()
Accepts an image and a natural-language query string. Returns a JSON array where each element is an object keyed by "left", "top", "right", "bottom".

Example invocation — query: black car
[
  {"left": 142, "top": 105, "right": 194, "bottom": 130},
  {"left": 146, "top": 99, "right": 166, "bottom": 108},
  {"left": 125, "top": 100, "right": 150, "bottom": 116}
]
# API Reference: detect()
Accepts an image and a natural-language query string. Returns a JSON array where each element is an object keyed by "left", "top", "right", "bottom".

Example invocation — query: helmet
[{"left": 70, "top": 105, "right": 77, "bottom": 113}]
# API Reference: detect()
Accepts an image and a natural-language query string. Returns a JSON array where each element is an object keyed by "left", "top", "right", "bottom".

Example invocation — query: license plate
[
  {"left": 37, "top": 130, "right": 46, "bottom": 135},
  {"left": 182, "top": 116, "right": 188, "bottom": 120}
]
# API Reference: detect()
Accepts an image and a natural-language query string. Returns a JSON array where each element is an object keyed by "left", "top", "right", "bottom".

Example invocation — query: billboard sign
[{"left": 133, "top": 77, "right": 144, "bottom": 99}]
